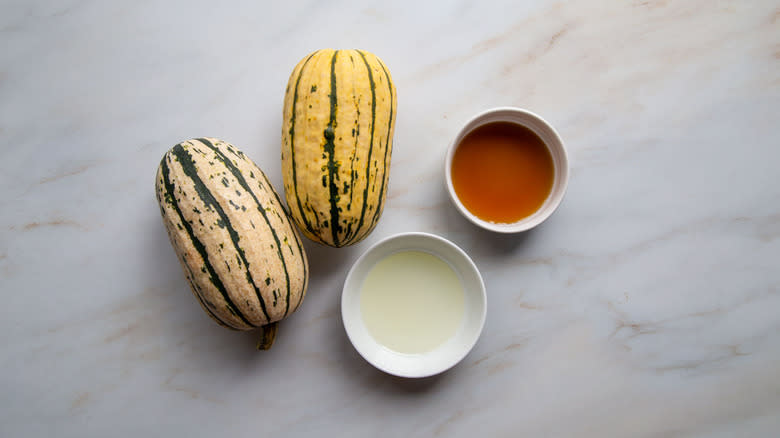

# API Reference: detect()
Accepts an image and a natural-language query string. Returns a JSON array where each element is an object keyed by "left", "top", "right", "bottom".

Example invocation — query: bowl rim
[
  {"left": 341, "top": 231, "right": 487, "bottom": 378},
  {"left": 444, "top": 106, "right": 570, "bottom": 233}
]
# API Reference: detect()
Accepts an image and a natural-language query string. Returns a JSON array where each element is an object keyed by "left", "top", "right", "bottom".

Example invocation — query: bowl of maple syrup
[{"left": 445, "top": 107, "right": 569, "bottom": 233}]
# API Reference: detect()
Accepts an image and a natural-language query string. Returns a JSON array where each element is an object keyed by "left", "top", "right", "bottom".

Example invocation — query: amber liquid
[{"left": 451, "top": 121, "right": 554, "bottom": 223}]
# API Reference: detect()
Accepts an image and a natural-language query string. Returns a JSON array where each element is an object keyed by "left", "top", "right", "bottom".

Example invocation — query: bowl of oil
[
  {"left": 445, "top": 107, "right": 569, "bottom": 233},
  {"left": 341, "top": 232, "right": 486, "bottom": 378}
]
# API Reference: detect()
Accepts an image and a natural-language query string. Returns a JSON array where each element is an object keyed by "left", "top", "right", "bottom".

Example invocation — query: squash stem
[{"left": 256, "top": 321, "right": 279, "bottom": 350}]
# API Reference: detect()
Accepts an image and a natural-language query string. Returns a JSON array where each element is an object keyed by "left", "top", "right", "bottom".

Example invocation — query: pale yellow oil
[{"left": 359, "top": 250, "right": 466, "bottom": 354}]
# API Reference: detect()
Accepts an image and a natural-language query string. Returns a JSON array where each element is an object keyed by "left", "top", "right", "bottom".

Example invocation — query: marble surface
[{"left": 2, "top": 1, "right": 779, "bottom": 436}]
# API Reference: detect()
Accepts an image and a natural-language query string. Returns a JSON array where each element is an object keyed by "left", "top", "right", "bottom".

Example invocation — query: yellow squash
[{"left": 281, "top": 49, "right": 397, "bottom": 247}]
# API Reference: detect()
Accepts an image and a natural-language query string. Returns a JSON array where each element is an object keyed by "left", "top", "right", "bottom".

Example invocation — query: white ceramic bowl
[
  {"left": 445, "top": 107, "right": 569, "bottom": 233},
  {"left": 341, "top": 232, "right": 486, "bottom": 378}
]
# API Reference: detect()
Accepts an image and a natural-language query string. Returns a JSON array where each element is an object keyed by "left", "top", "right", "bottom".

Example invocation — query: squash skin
[
  {"left": 155, "top": 138, "right": 308, "bottom": 332},
  {"left": 282, "top": 49, "right": 397, "bottom": 247}
]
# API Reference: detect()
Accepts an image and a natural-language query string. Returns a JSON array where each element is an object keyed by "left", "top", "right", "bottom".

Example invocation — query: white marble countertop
[{"left": 2, "top": 1, "right": 779, "bottom": 436}]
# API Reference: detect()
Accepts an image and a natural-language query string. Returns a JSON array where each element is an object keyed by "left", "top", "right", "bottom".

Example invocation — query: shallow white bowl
[
  {"left": 341, "top": 232, "right": 486, "bottom": 378},
  {"left": 445, "top": 107, "right": 569, "bottom": 233}
]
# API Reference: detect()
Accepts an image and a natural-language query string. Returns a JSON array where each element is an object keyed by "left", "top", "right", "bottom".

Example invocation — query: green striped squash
[
  {"left": 155, "top": 138, "right": 308, "bottom": 349},
  {"left": 282, "top": 49, "right": 397, "bottom": 247}
]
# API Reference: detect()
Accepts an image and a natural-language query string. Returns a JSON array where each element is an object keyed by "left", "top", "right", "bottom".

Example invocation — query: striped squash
[
  {"left": 155, "top": 138, "right": 308, "bottom": 349},
  {"left": 282, "top": 49, "right": 397, "bottom": 247}
]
